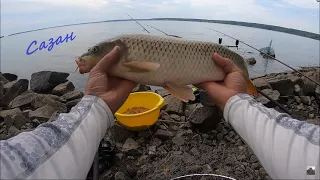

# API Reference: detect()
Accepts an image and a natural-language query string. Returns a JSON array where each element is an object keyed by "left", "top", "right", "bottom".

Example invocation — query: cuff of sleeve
[
  {"left": 82, "top": 95, "right": 115, "bottom": 127},
  {"left": 223, "top": 93, "right": 253, "bottom": 123}
]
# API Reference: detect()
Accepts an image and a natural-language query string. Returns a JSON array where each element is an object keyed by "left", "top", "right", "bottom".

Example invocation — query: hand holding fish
[
  {"left": 85, "top": 46, "right": 137, "bottom": 113},
  {"left": 197, "top": 53, "right": 248, "bottom": 110}
]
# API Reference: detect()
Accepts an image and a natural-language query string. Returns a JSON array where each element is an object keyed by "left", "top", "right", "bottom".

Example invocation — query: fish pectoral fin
[
  {"left": 246, "top": 79, "right": 259, "bottom": 96},
  {"left": 164, "top": 83, "right": 196, "bottom": 102},
  {"left": 122, "top": 61, "right": 160, "bottom": 72}
]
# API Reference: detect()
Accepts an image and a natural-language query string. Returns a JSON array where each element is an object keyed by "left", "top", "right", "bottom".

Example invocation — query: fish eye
[{"left": 92, "top": 46, "right": 98, "bottom": 52}]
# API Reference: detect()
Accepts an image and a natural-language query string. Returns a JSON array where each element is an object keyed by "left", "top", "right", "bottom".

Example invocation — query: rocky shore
[{"left": 0, "top": 67, "right": 319, "bottom": 180}]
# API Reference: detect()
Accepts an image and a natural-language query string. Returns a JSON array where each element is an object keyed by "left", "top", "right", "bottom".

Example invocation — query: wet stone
[
  {"left": 154, "top": 129, "right": 174, "bottom": 140},
  {"left": 171, "top": 136, "right": 185, "bottom": 146}
]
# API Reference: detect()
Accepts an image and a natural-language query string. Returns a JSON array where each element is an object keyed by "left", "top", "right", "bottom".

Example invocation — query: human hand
[
  {"left": 85, "top": 46, "right": 138, "bottom": 113},
  {"left": 197, "top": 53, "right": 247, "bottom": 110}
]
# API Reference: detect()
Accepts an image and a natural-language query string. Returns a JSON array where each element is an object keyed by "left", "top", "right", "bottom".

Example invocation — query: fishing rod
[
  {"left": 206, "top": 27, "right": 320, "bottom": 86},
  {"left": 146, "top": 24, "right": 182, "bottom": 38},
  {"left": 125, "top": 13, "right": 150, "bottom": 33}
]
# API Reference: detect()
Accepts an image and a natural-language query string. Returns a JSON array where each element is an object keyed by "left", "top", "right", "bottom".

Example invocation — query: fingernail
[{"left": 113, "top": 46, "right": 120, "bottom": 52}]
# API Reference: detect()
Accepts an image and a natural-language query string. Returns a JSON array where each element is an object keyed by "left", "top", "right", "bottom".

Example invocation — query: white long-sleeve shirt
[{"left": 0, "top": 94, "right": 319, "bottom": 179}]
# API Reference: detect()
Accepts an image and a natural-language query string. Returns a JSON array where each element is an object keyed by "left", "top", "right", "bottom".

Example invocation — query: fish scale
[{"left": 77, "top": 33, "right": 257, "bottom": 102}]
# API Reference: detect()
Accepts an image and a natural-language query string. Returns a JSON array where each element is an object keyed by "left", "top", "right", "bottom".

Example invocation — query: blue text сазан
[{"left": 26, "top": 32, "right": 76, "bottom": 55}]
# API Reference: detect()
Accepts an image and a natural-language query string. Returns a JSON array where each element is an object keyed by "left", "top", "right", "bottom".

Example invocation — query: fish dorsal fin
[
  {"left": 164, "top": 83, "right": 195, "bottom": 102},
  {"left": 122, "top": 61, "right": 160, "bottom": 72}
]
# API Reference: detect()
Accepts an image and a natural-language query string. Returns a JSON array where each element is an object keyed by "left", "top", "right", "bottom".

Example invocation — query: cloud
[
  {"left": 0, "top": 0, "right": 319, "bottom": 35},
  {"left": 282, "top": 0, "right": 319, "bottom": 9}
]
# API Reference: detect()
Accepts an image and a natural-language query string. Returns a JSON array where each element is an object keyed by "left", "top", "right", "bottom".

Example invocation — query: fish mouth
[{"left": 75, "top": 57, "right": 90, "bottom": 74}]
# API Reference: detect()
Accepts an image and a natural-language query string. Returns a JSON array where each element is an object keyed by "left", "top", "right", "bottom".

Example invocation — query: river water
[{"left": 1, "top": 20, "right": 319, "bottom": 91}]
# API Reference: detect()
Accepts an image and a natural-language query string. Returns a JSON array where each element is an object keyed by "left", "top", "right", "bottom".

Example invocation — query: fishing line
[
  {"left": 206, "top": 27, "right": 320, "bottom": 86},
  {"left": 125, "top": 13, "right": 150, "bottom": 33}
]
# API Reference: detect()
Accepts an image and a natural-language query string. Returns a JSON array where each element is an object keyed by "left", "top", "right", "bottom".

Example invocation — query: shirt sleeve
[
  {"left": 0, "top": 95, "right": 114, "bottom": 180},
  {"left": 223, "top": 93, "right": 320, "bottom": 180}
]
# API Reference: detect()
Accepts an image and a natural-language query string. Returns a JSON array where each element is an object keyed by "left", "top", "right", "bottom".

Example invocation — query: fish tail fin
[{"left": 246, "top": 79, "right": 259, "bottom": 96}]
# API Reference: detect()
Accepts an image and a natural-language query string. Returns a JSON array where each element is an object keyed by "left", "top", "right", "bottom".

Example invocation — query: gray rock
[
  {"left": 30, "top": 71, "right": 69, "bottom": 93},
  {"left": 188, "top": 106, "right": 222, "bottom": 132},
  {"left": 0, "top": 108, "right": 22, "bottom": 119},
  {"left": 185, "top": 103, "right": 203, "bottom": 118},
  {"left": 170, "top": 114, "right": 180, "bottom": 121},
  {"left": 132, "top": 84, "right": 151, "bottom": 92},
  {"left": 172, "top": 136, "right": 185, "bottom": 145},
  {"left": 155, "top": 89, "right": 170, "bottom": 98},
  {"left": 306, "top": 119, "right": 320, "bottom": 126},
  {"left": 116, "top": 153, "right": 124, "bottom": 160},
  {"left": 199, "top": 90, "right": 215, "bottom": 106},
  {"left": 301, "top": 69, "right": 320, "bottom": 94},
  {"left": 2, "top": 73, "right": 17, "bottom": 82},
  {"left": 31, "top": 119, "right": 41, "bottom": 127},
  {"left": 29, "top": 105, "right": 60, "bottom": 122},
  {"left": 297, "top": 103, "right": 304, "bottom": 110},
  {"left": 246, "top": 57, "right": 256, "bottom": 65},
  {"left": 115, "top": 171, "right": 131, "bottom": 180},
  {"left": 190, "top": 147, "right": 200, "bottom": 156},
  {"left": 31, "top": 94, "right": 67, "bottom": 113},
  {"left": 46, "top": 94, "right": 66, "bottom": 103},
  {"left": 160, "top": 110, "right": 170, "bottom": 120},
  {"left": 48, "top": 111, "right": 59, "bottom": 122},
  {"left": 52, "top": 81, "right": 75, "bottom": 96},
  {"left": 255, "top": 89, "right": 280, "bottom": 108},
  {"left": 0, "top": 73, "right": 9, "bottom": 84},
  {"left": 252, "top": 78, "right": 272, "bottom": 90},
  {"left": 148, "top": 146, "right": 157, "bottom": 155},
  {"left": 173, "top": 151, "right": 182, "bottom": 155},
  {"left": 300, "top": 96, "right": 311, "bottom": 105},
  {"left": 249, "top": 154, "right": 259, "bottom": 163},
  {"left": 164, "top": 95, "right": 184, "bottom": 115},
  {"left": 61, "top": 91, "right": 84, "bottom": 101},
  {"left": 150, "top": 138, "right": 162, "bottom": 147},
  {"left": 309, "top": 114, "right": 315, "bottom": 119},
  {"left": 154, "top": 129, "right": 174, "bottom": 140},
  {"left": 288, "top": 76, "right": 304, "bottom": 88},
  {"left": 294, "top": 96, "right": 301, "bottom": 103},
  {"left": 3, "top": 81, "right": 16, "bottom": 93},
  {"left": 0, "top": 81, "right": 4, "bottom": 97},
  {"left": 126, "top": 164, "right": 137, "bottom": 177},
  {"left": 7, "top": 126, "right": 19, "bottom": 137},
  {"left": 108, "top": 124, "right": 133, "bottom": 143},
  {"left": 138, "top": 131, "right": 151, "bottom": 138},
  {"left": 66, "top": 98, "right": 81, "bottom": 109},
  {"left": 11, "top": 114, "right": 28, "bottom": 129},
  {"left": 1, "top": 79, "right": 29, "bottom": 107},
  {"left": 268, "top": 77, "right": 294, "bottom": 95},
  {"left": 9, "top": 91, "right": 38, "bottom": 108},
  {"left": 122, "top": 138, "right": 141, "bottom": 156},
  {"left": 294, "top": 84, "right": 304, "bottom": 96},
  {"left": 180, "top": 116, "right": 186, "bottom": 122},
  {"left": 228, "top": 131, "right": 235, "bottom": 138}
]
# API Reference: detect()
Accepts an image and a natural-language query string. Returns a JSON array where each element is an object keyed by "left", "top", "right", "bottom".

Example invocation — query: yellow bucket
[{"left": 115, "top": 92, "right": 165, "bottom": 131}]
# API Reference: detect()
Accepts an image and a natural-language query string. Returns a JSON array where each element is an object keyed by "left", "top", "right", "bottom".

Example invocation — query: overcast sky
[{"left": 1, "top": 0, "right": 319, "bottom": 36}]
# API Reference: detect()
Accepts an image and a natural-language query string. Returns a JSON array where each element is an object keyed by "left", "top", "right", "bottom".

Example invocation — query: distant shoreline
[{"left": 3, "top": 18, "right": 319, "bottom": 41}]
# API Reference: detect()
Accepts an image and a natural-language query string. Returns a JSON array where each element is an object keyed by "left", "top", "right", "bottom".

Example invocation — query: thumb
[
  {"left": 213, "top": 53, "right": 240, "bottom": 74},
  {"left": 93, "top": 46, "right": 120, "bottom": 72}
]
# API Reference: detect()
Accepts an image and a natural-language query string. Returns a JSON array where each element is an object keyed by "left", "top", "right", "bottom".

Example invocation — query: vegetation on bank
[{"left": 152, "top": 18, "right": 320, "bottom": 41}]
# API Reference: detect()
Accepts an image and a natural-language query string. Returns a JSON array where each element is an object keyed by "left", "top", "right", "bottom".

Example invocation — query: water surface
[{"left": 1, "top": 20, "right": 319, "bottom": 91}]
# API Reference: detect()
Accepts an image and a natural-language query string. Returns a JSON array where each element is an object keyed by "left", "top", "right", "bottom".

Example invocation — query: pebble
[
  {"left": 173, "top": 151, "right": 182, "bottom": 155},
  {"left": 114, "top": 171, "right": 131, "bottom": 180},
  {"left": 170, "top": 114, "right": 180, "bottom": 121},
  {"left": 190, "top": 147, "right": 200, "bottom": 156},
  {"left": 116, "top": 153, "right": 124, "bottom": 160},
  {"left": 172, "top": 136, "right": 185, "bottom": 146},
  {"left": 309, "top": 113, "right": 315, "bottom": 119},
  {"left": 148, "top": 146, "right": 156, "bottom": 155}
]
